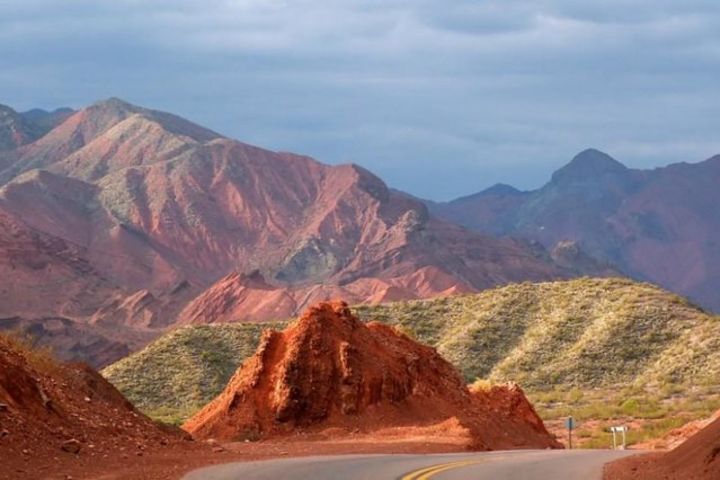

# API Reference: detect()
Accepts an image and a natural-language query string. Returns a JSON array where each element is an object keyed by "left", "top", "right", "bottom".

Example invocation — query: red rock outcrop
[
  {"left": 471, "top": 382, "right": 550, "bottom": 436},
  {"left": 605, "top": 411, "right": 720, "bottom": 480},
  {"left": 183, "top": 301, "right": 561, "bottom": 450}
]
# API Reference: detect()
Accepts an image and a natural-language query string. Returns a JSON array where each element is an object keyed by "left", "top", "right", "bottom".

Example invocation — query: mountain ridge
[{"left": 429, "top": 148, "right": 720, "bottom": 310}]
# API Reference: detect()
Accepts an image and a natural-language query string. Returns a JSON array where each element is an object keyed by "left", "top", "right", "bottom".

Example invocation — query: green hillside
[
  {"left": 354, "top": 277, "right": 720, "bottom": 389},
  {"left": 101, "top": 322, "right": 283, "bottom": 423},
  {"left": 102, "top": 277, "right": 720, "bottom": 430}
]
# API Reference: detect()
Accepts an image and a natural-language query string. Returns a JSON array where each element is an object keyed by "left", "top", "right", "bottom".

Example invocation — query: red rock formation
[
  {"left": 471, "top": 382, "right": 550, "bottom": 436},
  {"left": 184, "top": 301, "right": 561, "bottom": 450}
]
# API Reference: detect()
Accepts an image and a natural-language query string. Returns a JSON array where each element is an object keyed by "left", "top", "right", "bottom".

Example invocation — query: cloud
[{"left": 0, "top": 0, "right": 718, "bottom": 199}]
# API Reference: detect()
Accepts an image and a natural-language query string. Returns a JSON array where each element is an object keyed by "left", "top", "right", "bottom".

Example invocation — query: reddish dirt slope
[
  {"left": 184, "top": 301, "right": 560, "bottom": 450},
  {"left": 0, "top": 333, "right": 197, "bottom": 479},
  {"left": 605, "top": 412, "right": 720, "bottom": 480}
]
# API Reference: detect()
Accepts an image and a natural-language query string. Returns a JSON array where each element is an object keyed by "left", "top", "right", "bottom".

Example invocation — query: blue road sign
[{"left": 566, "top": 416, "right": 575, "bottom": 430}]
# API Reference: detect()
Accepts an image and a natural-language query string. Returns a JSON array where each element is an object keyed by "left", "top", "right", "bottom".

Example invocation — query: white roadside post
[{"left": 610, "top": 426, "right": 629, "bottom": 450}]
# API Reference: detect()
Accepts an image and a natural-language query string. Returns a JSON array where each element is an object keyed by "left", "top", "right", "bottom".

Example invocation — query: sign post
[
  {"left": 566, "top": 416, "right": 575, "bottom": 449},
  {"left": 610, "top": 426, "right": 629, "bottom": 450}
]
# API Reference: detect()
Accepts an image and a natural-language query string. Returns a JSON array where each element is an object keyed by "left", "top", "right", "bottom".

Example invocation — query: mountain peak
[
  {"left": 88, "top": 97, "right": 143, "bottom": 115},
  {"left": 480, "top": 183, "right": 522, "bottom": 196},
  {"left": 96, "top": 97, "right": 136, "bottom": 108},
  {"left": 80, "top": 98, "right": 221, "bottom": 143},
  {"left": 569, "top": 148, "right": 626, "bottom": 171},
  {"left": 551, "top": 149, "right": 628, "bottom": 184}
]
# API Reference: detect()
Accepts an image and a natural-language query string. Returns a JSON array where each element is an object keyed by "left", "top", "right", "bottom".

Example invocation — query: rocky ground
[{"left": 0, "top": 332, "right": 203, "bottom": 480}]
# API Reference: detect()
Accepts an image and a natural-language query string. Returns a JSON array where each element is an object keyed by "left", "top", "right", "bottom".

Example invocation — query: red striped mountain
[
  {"left": 0, "top": 99, "right": 602, "bottom": 364},
  {"left": 429, "top": 148, "right": 720, "bottom": 311}
]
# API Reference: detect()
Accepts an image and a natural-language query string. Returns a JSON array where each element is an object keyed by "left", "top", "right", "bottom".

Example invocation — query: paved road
[{"left": 183, "top": 450, "right": 637, "bottom": 480}]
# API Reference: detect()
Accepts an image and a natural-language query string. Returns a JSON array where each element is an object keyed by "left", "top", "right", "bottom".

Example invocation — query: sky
[{"left": 1, "top": 0, "right": 719, "bottom": 200}]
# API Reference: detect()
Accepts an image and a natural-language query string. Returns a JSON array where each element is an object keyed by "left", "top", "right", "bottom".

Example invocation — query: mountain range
[
  {"left": 428, "top": 148, "right": 720, "bottom": 311},
  {"left": 0, "top": 98, "right": 605, "bottom": 366}
]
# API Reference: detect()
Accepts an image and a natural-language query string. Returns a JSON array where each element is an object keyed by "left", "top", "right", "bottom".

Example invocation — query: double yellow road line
[{"left": 399, "top": 459, "right": 486, "bottom": 480}]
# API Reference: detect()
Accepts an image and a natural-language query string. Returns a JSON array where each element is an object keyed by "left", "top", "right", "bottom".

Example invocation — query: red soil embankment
[
  {"left": 0, "top": 333, "right": 197, "bottom": 479},
  {"left": 605, "top": 412, "right": 720, "bottom": 480}
]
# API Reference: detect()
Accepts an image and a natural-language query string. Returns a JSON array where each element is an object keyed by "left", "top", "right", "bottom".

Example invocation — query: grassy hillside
[
  {"left": 101, "top": 322, "right": 283, "bottom": 423},
  {"left": 354, "top": 277, "right": 720, "bottom": 389},
  {"left": 103, "top": 277, "right": 720, "bottom": 433}
]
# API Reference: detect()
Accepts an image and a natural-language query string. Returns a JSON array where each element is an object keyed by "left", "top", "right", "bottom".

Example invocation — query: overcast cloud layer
[{"left": 1, "top": 0, "right": 719, "bottom": 199}]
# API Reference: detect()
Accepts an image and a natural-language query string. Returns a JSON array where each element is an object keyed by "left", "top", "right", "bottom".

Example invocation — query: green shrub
[{"left": 620, "top": 398, "right": 641, "bottom": 416}]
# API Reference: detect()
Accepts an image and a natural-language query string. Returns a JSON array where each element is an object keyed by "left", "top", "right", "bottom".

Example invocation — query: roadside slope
[
  {"left": 605, "top": 411, "right": 720, "bottom": 480},
  {"left": 0, "top": 332, "right": 197, "bottom": 479}
]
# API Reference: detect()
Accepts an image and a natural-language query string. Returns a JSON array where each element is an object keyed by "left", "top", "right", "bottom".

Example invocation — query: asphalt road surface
[{"left": 183, "top": 449, "right": 637, "bottom": 480}]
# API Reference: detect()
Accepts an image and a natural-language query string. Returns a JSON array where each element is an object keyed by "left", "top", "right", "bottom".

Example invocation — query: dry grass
[
  {"left": 0, "top": 330, "right": 59, "bottom": 375},
  {"left": 469, "top": 378, "right": 494, "bottom": 392}
]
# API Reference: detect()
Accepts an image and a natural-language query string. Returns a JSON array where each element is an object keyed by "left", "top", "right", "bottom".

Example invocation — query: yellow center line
[
  {"left": 399, "top": 461, "right": 472, "bottom": 479},
  {"left": 399, "top": 460, "right": 486, "bottom": 480}
]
